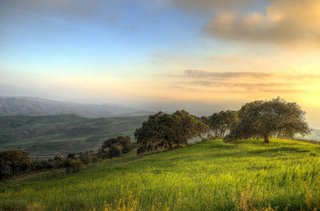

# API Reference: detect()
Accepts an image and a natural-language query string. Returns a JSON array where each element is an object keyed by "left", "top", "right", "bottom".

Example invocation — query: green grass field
[{"left": 1, "top": 138, "right": 320, "bottom": 210}]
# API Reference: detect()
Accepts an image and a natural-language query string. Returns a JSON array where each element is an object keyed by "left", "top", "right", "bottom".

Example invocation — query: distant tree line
[
  {"left": 0, "top": 136, "right": 134, "bottom": 180},
  {"left": 135, "top": 98, "right": 309, "bottom": 154}
]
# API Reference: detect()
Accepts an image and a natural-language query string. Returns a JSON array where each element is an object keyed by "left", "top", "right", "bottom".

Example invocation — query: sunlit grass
[{"left": 1, "top": 138, "right": 320, "bottom": 210}]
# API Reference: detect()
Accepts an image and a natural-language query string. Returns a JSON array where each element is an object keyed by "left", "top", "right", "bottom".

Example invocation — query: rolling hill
[
  {"left": 0, "top": 96, "right": 152, "bottom": 118},
  {"left": 1, "top": 138, "right": 320, "bottom": 210},
  {"left": 0, "top": 115, "right": 147, "bottom": 157}
]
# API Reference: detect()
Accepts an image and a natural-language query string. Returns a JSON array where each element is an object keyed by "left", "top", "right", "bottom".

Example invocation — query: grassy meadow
[{"left": 1, "top": 138, "right": 320, "bottom": 210}]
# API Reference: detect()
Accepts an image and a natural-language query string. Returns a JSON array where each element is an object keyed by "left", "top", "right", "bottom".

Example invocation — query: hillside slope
[
  {"left": 0, "top": 115, "right": 147, "bottom": 156},
  {"left": 0, "top": 96, "right": 151, "bottom": 118},
  {"left": 1, "top": 139, "right": 320, "bottom": 210}
]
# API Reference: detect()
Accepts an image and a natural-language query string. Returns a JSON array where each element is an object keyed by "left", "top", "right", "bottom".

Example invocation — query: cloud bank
[
  {"left": 174, "top": 0, "right": 320, "bottom": 46},
  {"left": 169, "top": 69, "right": 320, "bottom": 94}
]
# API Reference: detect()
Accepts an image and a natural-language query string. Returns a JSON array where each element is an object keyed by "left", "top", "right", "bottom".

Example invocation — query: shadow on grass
[
  {"left": 208, "top": 143, "right": 237, "bottom": 150},
  {"left": 202, "top": 146, "right": 310, "bottom": 160},
  {"left": 248, "top": 147, "right": 309, "bottom": 155}
]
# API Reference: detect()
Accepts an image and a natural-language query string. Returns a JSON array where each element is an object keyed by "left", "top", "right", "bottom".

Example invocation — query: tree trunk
[
  {"left": 11, "top": 166, "right": 16, "bottom": 176},
  {"left": 263, "top": 135, "right": 270, "bottom": 143}
]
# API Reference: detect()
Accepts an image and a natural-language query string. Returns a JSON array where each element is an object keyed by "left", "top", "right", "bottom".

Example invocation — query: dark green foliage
[
  {"left": 65, "top": 159, "right": 82, "bottom": 174},
  {"left": 101, "top": 136, "right": 133, "bottom": 158},
  {"left": 205, "top": 110, "right": 238, "bottom": 138},
  {"left": 135, "top": 110, "right": 209, "bottom": 154},
  {"left": 78, "top": 153, "right": 91, "bottom": 165},
  {"left": 172, "top": 111, "right": 210, "bottom": 146},
  {"left": 108, "top": 145, "right": 123, "bottom": 157},
  {"left": 135, "top": 112, "right": 175, "bottom": 152},
  {"left": 0, "top": 149, "right": 32, "bottom": 179},
  {"left": 226, "top": 98, "right": 310, "bottom": 143},
  {"left": 0, "top": 156, "right": 6, "bottom": 180},
  {"left": 66, "top": 153, "right": 76, "bottom": 160}
]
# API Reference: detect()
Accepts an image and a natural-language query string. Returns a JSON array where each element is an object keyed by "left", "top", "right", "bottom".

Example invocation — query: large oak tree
[{"left": 226, "top": 98, "right": 310, "bottom": 143}]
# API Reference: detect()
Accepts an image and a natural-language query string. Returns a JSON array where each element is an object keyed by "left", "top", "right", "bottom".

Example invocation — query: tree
[
  {"left": 135, "top": 110, "right": 209, "bottom": 154},
  {"left": 0, "top": 157, "right": 6, "bottom": 180},
  {"left": 0, "top": 149, "right": 32, "bottom": 176},
  {"left": 65, "top": 159, "right": 82, "bottom": 174},
  {"left": 108, "top": 145, "right": 123, "bottom": 157},
  {"left": 206, "top": 110, "right": 238, "bottom": 138},
  {"left": 115, "top": 136, "right": 132, "bottom": 153},
  {"left": 171, "top": 110, "right": 209, "bottom": 146},
  {"left": 219, "top": 110, "right": 239, "bottom": 138},
  {"left": 101, "top": 136, "right": 133, "bottom": 157},
  {"left": 226, "top": 98, "right": 310, "bottom": 143},
  {"left": 134, "top": 112, "right": 175, "bottom": 153}
]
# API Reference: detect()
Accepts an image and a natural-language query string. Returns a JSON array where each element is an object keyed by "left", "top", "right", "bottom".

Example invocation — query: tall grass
[{"left": 1, "top": 138, "right": 320, "bottom": 210}]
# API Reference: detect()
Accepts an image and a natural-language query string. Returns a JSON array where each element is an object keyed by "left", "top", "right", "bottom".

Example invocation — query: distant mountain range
[{"left": 0, "top": 96, "right": 153, "bottom": 118}]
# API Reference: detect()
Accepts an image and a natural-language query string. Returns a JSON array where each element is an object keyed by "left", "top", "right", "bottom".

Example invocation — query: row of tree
[
  {"left": 0, "top": 136, "right": 134, "bottom": 180},
  {"left": 134, "top": 98, "right": 310, "bottom": 153}
]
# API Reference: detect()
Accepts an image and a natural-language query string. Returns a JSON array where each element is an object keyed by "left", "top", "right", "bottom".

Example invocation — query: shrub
[{"left": 66, "top": 159, "right": 82, "bottom": 174}]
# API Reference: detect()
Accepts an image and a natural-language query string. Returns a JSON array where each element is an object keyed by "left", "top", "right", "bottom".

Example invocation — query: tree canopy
[
  {"left": 101, "top": 136, "right": 133, "bottom": 158},
  {"left": 226, "top": 98, "right": 310, "bottom": 143},
  {"left": 204, "top": 110, "right": 238, "bottom": 138},
  {"left": 135, "top": 110, "right": 209, "bottom": 154},
  {"left": 0, "top": 149, "right": 32, "bottom": 178}
]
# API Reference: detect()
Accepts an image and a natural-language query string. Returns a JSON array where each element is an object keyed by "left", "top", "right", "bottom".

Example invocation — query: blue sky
[
  {"left": 1, "top": 0, "right": 206, "bottom": 75},
  {"left": 1, "top": 0, "right": 320, "bottom": 127}
]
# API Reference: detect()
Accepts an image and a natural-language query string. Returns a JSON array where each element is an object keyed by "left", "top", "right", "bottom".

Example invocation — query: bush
[
  {"left": 108, "top": 145, "right": 123, "bottom": 158},
  {"left": 101, "top": 136, "right": 133, "bottom": 158},
  {"left": 65, "top": 159, "right": 82, "bottom": 174}
]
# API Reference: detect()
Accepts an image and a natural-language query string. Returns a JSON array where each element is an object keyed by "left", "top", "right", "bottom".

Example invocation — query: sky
[{"left": 1, "top": 0, "right": 320, "bottom": 127}]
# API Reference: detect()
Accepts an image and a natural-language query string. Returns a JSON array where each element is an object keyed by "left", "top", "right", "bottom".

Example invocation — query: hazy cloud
[
  {"left": 191, "top": 81, "right": 303, "bottom": 93},
  {"left": 205, "top": 0, "right": 320, "bottom": 46},
  {"left": 185, "top": 69, "right": 272, "bottom": 79},
  {"left": 168, "top": 69, "right": 320, "bottom": 94}
]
